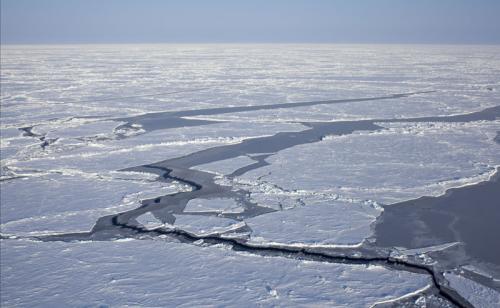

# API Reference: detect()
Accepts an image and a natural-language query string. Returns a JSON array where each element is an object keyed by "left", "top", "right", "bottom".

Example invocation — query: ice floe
[
  {"left": 184, "top": 197, "right": 245, "bottom": 214},
  {"left": 193, "top": 155, "right": 258, "bottom": 176},
  {"left": 246, "top": 198, "right": 381, "bottom": 247},
  {"left": 444, "top": 272, "right": 500, "bottom": 307},
  {"left": 240, "top": 120, "right": 500, "bottom": 204}
]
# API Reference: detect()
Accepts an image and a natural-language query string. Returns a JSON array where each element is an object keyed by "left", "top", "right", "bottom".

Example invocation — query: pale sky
[{"left": 1, "top": 0, "right": 500, "bottom": 44}]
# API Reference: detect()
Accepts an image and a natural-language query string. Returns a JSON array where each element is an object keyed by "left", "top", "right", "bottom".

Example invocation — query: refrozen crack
[{"left": 18, "top": 126, "right": 58, "bottom": 150}]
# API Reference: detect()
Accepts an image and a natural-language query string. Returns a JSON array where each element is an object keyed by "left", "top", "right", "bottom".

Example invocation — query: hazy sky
[{"left": 2, "top": 0, "right": 500, "bottom": 44}]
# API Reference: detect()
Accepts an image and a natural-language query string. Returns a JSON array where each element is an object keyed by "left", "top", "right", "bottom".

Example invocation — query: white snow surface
[
  {"left": 0, "top": 239, "right": 431, "bottom": 307},
  {"left": 2, "top": 45, "right": 498, "bottom": 126}
]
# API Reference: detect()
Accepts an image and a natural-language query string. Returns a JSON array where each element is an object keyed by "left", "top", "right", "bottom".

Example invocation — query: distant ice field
[{"left": 1, "top": 44, "right": 499, "bottom": 126}]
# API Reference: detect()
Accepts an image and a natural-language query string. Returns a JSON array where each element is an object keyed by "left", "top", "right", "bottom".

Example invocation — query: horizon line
[{"left": 2, "top": 41, "right": 500, "bottom": 47}]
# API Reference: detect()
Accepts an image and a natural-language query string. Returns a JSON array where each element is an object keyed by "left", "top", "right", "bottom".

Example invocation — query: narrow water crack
[{"left": 109, "top": 219, "right": 473, "bottom": 308}]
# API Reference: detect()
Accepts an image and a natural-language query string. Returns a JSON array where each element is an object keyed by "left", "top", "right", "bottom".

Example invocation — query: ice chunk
[
  {"left": 135, "top": 212, "right": 165, "bottom": 230},
  {"left": 184, "top": 198, "right": 244, "bottom": 214},
  {"left": 193, "top": 155, "right": 257, "bottom": 175},
  {"left": 173, "top": 214, "right": 245, "bottom": 236},
  {"left": 444, "top": 272, "right": 500, "bottom": 307}
]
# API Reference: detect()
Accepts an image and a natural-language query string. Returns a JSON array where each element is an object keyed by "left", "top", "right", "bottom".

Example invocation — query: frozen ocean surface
[
  {"left": 1, "top": 44, "right": 500, "bottom": 307},
  {"left": 1, "top": 239, "right": 432, "bottom": 307}
]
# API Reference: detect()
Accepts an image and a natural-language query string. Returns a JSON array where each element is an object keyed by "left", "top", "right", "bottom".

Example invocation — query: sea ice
[
  {"left": 2, "top": 44, "right": 500, "bottom": 307},
  {"left": 246, "top": 198, "right": 381, "bottom": 247},
  {"left": 444, "top": 272, "right": 500, "bottom": 307},
  {"left": 5, "top": 121, "right": 305, "bottom": 175},
  {"left": 0, "top": 173, "right": 185, "bottom": 235},
  {"left": 193, "top": 155, "right": 258, "bottom": 176},
  {"left": 135, "top": 212, "right": 165, "bottom": 230},
  {"left": 240, "top": 120, "right": 500, "bottom": 204},
  {"left": 173, "top": 214, "right": 245, "bottom": 236},
  {"left": 0, "top": 239, "right": 432, "bottom": 307},
  {"left": 184, "top": 197, "right": 245, "bottom": 214}
]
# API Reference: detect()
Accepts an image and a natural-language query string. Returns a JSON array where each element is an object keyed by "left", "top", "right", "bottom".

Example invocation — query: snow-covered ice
[
  {"left": 172, "top": 214, "right": 245, "bottom": 236},
  {"left": 0, "top": 239, "right": 432, "bottom": 307},
  {"left": 136, "top": 209, "right": 246, "bottom": 235},
  {"left": 239, "top": 120, "right": 500, "bottom": 204},
  {"left": 246, "top": 198, "right": 381, "bottom": 247},
  {"left": 444, "top": 272, "right": 500, "bottom": 307},
  {"left": 5, "top": 121, "right": 305, "bottom": 175},
  {"left": 0, "top": 173, "right": 186, "bottom": 235},
  {"left": 184, "top": 197, "right": 245, "bottom": 214},
  {"left": 193, "top": 155, "right": 258, "bottom": 176}
]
